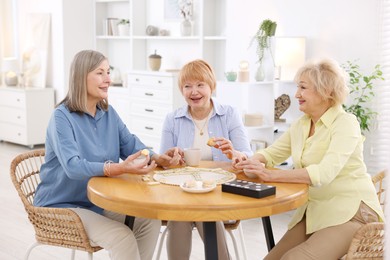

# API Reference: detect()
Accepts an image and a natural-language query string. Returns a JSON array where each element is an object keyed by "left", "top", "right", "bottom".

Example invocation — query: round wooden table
[{"left": 87, "top": 161, "right": 308, "bottom": 259}]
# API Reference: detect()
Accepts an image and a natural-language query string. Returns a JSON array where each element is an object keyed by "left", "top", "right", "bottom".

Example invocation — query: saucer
[{"left": 179, "top": 182, "right": 216, "bottom": 193}]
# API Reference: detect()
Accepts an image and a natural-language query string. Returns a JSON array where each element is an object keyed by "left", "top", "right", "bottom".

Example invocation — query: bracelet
[{"left": 104, "top": 160, "right": 113, "bottom": 177}]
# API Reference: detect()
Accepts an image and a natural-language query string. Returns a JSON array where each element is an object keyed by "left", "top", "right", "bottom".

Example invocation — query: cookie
[
  {"left": 141, "top": 149, "right": 150, "bottom": 156},
  {"left": 207, "top": 138, "right": 216, "bottom": 147}
]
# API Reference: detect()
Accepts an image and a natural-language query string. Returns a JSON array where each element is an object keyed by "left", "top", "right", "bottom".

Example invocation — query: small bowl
[{"left": 243, "top": 168, "right": 257, "bottom": 179}]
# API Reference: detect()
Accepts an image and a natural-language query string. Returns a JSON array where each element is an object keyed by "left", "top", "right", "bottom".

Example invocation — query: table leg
[
  {"left": 203, "top": 222, "right": 219, "bottom": 260},
  {"left": 262, "top": 216, "right": 275, "bottom": 251},
  {"left": 125, "top": 215, "right": 135, "bottom": 230}
]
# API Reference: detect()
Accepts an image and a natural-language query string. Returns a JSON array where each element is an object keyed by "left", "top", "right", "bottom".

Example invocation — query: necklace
[
  {"left": 193, "top": 117, "right": 209, "bottom": 135},
  {"left": 190, "top": 107, "right": 213, "bottom": 135}
]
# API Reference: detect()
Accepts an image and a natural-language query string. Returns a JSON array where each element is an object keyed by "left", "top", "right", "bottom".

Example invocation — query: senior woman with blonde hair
[
  {"left": 234, "top": 58, "right": 384, "bottom": 260},
  {"left": 160, "top": 59, "right": 252, "bottom": 259}
]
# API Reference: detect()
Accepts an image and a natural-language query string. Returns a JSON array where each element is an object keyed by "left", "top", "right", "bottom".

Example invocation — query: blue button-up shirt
[
  {"left": 34, "top": 103, "right": 151, "bottom": 214},
  {"left": 160, "top": 99, "right": 252, "bottom": 160}
]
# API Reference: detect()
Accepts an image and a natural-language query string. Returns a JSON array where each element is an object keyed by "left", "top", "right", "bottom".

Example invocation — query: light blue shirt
[
  {"left": 160, "top": 99, "right": 252, "bottom": 160},
  {"left": 34, "top": 103, "right": 153, "bottom": 214}
]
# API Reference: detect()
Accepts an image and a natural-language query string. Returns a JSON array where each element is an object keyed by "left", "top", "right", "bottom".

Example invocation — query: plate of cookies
[{"left": 180, "top": 180, "right": 216, "bottom": 193}]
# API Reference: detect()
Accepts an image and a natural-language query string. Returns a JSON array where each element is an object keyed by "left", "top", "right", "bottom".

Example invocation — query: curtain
[
  {"left": 365, "top": 0, "right": 390, "bottom": 175},
  {"left": 0, "top": 0, "right": 18, "bottom": 58}
]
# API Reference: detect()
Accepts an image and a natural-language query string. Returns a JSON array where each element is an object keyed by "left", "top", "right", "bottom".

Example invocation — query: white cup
[{"left": 184, "top": 148, "right": 201, "bottom": 166}]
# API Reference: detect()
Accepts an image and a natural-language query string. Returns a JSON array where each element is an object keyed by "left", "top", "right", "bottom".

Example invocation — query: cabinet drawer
[
  {"left": 0, "top": 90, "right": 26, "bottom": 108},
  {"left": 130, "top": 103, "right": 171, "bottom": 118},
  {"left": 0, "top": 122, "right": 27, "bottom": 144},
  {"left": 128, "top": 74, "right": 174, "bottom": 87},
  {"left": 133, "top": 133, "right": 161, "bottom": 152},
  {"left": 130, "top": 117, "right": 164, "bottom": 137},
  {"left": 130, "top": 85, "right": 173, "bottom": 103},
  {"left": 0, "top": 107, "right": 26, "bottom": 126}
]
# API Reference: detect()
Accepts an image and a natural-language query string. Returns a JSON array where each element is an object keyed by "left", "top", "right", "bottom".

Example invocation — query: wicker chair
[
  {"left": 10, "top": 149, "right": 102, "bottom": 260},
  {"left": 343, "top": 170, "right": 386, "bottom": 260},
  {"left": 155, "top": 220, "right": 248, "bottom": 260}
]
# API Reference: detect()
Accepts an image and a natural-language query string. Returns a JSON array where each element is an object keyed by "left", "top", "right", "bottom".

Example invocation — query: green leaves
[
  {"left": 342, "top": 60, "right": 384, "bottom": 132},
  {"left": 249, "top": 19, "right": 277, "bottom": 65}
]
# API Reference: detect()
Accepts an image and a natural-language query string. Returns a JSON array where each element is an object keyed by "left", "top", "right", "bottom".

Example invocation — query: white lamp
[
  {"left": 2, "top": 57, "right": 19, "bottom": 86},
  {"left": 275, "top": 37, "right": 306, "bottom": 81}
]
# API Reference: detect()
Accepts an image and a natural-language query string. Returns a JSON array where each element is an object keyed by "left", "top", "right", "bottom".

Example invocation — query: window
[{"left": 365, "top": 0, "right": 390, "bottom": 175}]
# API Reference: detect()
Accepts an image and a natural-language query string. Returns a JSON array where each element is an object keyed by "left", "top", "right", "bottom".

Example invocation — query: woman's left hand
[{"left": 234, "top": 158, "right": 270, "bottom": 181}]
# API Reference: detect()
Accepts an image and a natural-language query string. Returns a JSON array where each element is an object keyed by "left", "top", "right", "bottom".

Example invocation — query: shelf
[
  {"left": 96, "top": 0, "right": 127, "bottom": 2},
  {"left": 245, "top": 125, "right": 273, "bottom": 130},
  {"left": 132, "top": 35, "right": 201, "bottom": 40},
  {"left": 96, "top": 35, "right": 130, "bottom": 40}
]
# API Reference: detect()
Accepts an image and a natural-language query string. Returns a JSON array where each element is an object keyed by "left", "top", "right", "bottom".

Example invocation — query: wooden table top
[{"left": 87, "top": 161, "right": 308, "bottom": 221}]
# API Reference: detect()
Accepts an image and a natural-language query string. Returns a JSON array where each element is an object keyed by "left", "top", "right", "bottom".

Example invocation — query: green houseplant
[
  {"left": 250, "top": 19, "right": 277, "bottom": 65},
  {"left": 249, "top": 19, "right": 277, "bottom": 81},
  {"left": 342, "top": 60, "right": 384, "bottom": 132}
]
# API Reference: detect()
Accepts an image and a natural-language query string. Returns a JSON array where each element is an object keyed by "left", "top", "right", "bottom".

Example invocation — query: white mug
[{"left": 184, "top": 148, "right": 201, "bottom": 166}]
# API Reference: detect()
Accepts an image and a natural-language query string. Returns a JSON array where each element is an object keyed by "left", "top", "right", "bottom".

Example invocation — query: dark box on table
[{"left": 222, "top": 179, "right": 276, "bottom": 199}]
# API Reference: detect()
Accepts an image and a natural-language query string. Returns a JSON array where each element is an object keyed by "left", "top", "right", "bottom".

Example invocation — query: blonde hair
[
  {"left": 59, "top": 50, "right": 109, "bottom": 112},
  {"left": 178, "top": 59, "right": 216, "bottom": 93},
  {"left": 294, "top": 58, "right": 349, "bottom": 106}
]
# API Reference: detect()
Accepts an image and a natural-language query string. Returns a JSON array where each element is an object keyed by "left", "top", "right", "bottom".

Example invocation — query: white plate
[{"left": 179, "top": 182, "right": 216, "bottom": 193}]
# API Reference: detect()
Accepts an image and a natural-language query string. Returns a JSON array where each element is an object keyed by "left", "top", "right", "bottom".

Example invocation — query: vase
[
  {"left": 255, "top": 64, "right": 265, "bottom": 81},
  {"left": 180, "top": 19, "right": 192, "bottom": 36}
]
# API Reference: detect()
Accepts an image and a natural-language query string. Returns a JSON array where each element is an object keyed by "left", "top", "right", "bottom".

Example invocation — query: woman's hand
[
  {"left": 210, "top": 137, "right": 247, "bottom": 161},
  {"left": 234, "top": 158, "right": 271, "bottom": 181},
  {"left": 120, "top": 150, "right": 157, "bottom": 175},
  {"left": 153, "top": 147, "right": 185, "bottom": 168}
]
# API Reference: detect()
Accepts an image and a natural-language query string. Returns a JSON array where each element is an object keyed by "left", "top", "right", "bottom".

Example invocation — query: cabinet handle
[
  {"left": 17, "top": 116, "right": 21, "bottom": 119},
  {"left": 135, "top": 78, "right": 140, "bottom": 82},
  {"left": 145, "top": 108, "right": 154, "bottom": 112},
  {"left": 16, "top": 98, "right": 20, "bottom": 102},
  {"left": 157, "top": 80, "right": 162, "bottom": 84},
  {"left": 145, "top": 126, "right": 154, "bottom": 130},
  {"left": 145, "top": 92, "right": 154, "bottom": 96},
  {"left": 18, "top": 133, "right": 21, "bottom": 136}
]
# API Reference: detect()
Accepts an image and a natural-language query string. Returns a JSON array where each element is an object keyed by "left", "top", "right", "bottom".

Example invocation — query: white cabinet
[
  {"left": 93, "top": 0, "right": 227, "bottom": 81},
  {"left": 0, "top": 87, "right": 55, "bottom": 148},
  {"left": 215, "top": 81, "right": 275, "bottom": 148},
  {"left": 108, "top": 71, "right": 185, "bottom": 152}
]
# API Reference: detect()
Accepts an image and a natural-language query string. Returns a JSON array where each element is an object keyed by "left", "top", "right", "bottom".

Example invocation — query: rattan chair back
[
  {"left": 372, "top": 170, "right": 386, "bottom": 210},
  {"left": 344, "top": 170, "right": 386, "bottom": 259},
  {"left": 10, "top": 149, "right": 102, "bottom": 258},
  {"left": 345, "top": 222, "right": 384, "bottom": 259}
]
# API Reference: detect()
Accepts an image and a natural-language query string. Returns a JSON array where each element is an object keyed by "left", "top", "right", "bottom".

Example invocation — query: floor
[{"left": 0, "top": 141, "right": 294, "bottom": 260}]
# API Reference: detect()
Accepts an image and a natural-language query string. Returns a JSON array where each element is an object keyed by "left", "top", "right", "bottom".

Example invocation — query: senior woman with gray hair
[{"left": 234, "top": 58, "right": 384, "bottom": 260}]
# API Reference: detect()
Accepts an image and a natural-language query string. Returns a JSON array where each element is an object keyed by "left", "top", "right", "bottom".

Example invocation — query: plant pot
[
  {"left": 118, "top": 24, "right": 129, "bottom": 36},
  {"left": 180, "top": 19, "right": 192, "bottom": 36}
]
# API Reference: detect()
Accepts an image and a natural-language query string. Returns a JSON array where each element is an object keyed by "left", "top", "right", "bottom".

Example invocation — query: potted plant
[
  {"left": 249, "top": 19, "right": 277, "bottom": 81},
  {"left": 117, "top": 19, "right": 130, "bottom": 36},
  {"left": 342, "top": 60, "right": 384, "bottom": 132}
]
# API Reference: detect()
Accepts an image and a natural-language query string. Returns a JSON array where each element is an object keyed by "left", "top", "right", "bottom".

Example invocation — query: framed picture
[
  {"left": 165, "top": 0, "right": 193, "bottom": 21},
  {"left": 164, "top": 0, "right": 181, "bottom": 20}
]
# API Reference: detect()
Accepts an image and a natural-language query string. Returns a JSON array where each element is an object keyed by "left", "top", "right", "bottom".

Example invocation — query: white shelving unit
[
  {"left": 93, "top": 0, "right": 227, "bottom": 82},
  {"left": 215, "top": 81, "right": 275, "bottom": 147}
]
